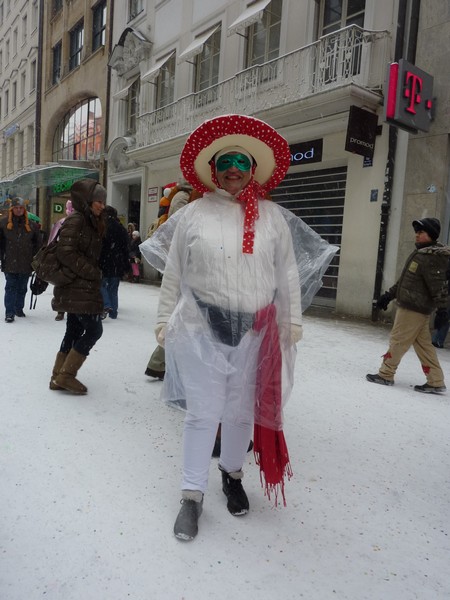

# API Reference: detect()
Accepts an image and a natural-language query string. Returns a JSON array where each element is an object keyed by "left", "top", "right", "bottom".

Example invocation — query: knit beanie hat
[
  {"left": 412, "top": 217, "right": 440, "bottom": 240},
  {"left": 7, "top": 197, "right": 31, "bottom": 231}
]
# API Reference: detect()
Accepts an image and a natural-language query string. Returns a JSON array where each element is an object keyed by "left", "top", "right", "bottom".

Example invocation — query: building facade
[
  {"left": 0, "top": 0, "right": 40, "bottom": 216},
  {"left": 38, "top": 0, "right": 111, "bottom": 231},
  {"left": 107, "top": 0, "right": 401, "bottom": 316}
]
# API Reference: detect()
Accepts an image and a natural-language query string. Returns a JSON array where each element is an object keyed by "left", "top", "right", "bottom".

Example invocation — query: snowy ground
[{"left": 1, "top": 280, "right": 449, "bottom": 600}]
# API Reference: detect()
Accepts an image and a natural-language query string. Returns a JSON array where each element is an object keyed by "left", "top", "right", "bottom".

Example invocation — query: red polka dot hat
[
  {"left": 180, "top": 114, "right": 291, "bottom": 254},
  {"left": 180, "top": 114, "right": 291, "bottom": 194}
]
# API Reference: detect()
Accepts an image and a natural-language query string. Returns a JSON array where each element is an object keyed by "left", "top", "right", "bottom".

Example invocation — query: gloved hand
[
  {"left": 290, "top": 324, "right": 303, "bottom": 345},
  {"left": 376, "top": 291, "right": 392, "bottom": 311},
  {"left": 155, "top": 323, "right": 167, "bottom": 347},
  {"left": 434, "top": 308, "right": 449, "bottom": 330}
]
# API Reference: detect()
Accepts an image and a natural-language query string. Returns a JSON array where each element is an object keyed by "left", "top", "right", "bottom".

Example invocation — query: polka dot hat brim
[{"left": 180, "top": 114, "right": 291, "bottom": 193}]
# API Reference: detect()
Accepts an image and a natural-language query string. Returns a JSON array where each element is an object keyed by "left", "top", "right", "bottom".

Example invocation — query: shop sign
[
  {"left": 289, "top": 139, "right": 323, "bottom": 166},
  {"left": 53, "top": 202, "right": 64, "bottom": 214},
  {"left": 3, "top": 123, "right": 20, "bottom": 140},
  {"left": 345, "top": 105, "right": 378, "bottom": 159},
  {"left": 148, "top": 187, "right": 159, "bottom": 203},
  {"left": 384, "top": 59, "right": 434, "bottom": 133}
]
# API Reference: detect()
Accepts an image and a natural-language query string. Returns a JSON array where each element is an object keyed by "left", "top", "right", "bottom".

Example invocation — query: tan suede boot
[
  {"left": 53, "top": 349, "right": 88, "bottom": 394},
  {"left": 49, "top": 351, "right": 68, "bottom": 390}
]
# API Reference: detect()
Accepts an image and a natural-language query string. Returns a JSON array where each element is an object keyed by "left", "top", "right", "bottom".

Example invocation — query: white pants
[{"left": 172, "top": 331, "right": 259, "bottom": 493}]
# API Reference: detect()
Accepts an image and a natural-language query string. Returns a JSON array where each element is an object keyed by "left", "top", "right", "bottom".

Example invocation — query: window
[
  {"left": 69, "top": 21, "right": 84, "bottom": 71},
  {"left": 156, "top": 54, "right": 176, "bottom": 109},
  {"left": 92, "top": 1, "right": 107, "bottom": 51},
  {"left": 32, "top": 1, "right": 38, "bottom": 31},
  {"left": 194, "top": 26, "right": 221, "bottom": 93},
  {"left": 8, "top": 137, "right": 14, "bottom": 174},
  {"left": 30, "top": 60, "right": 36, "bottom": 91},
  {"left": 0, "top": 3, "right": 3, "bottom": 23},
  {"left": 317, "top": 0, "right": 366, "bottom": 84},
  {"left": 52, "top": 97, "right": 103, "bottom": 162},
  {"left": 13, "top": 28, "right": 18, "bottom": 56},
  {"left": 320, "top": 0, "right": 366, "bottom": 35},
  {"left": 20, "top": 71, "right": 26, "bottom": 100},
  {"left": 129, "top": 0, "right": 143, "bottom": 21},
  {"left": 245, "top": 0, "right": 282, "bottom": 68},
  {"left": 4, "top": 89, "right": 9, "bottom": 115},
  {"left": 17, "top": 130, "right": 24, "bottom": 169},
  {"left": 52, "top": 41, "right": 62, "bottom": 84},
  {"left": 12, "top": 81, "right": 16, "bottom": 110},
  {"left": 6, "top": 40, "right": 10, "bottom": 65},
  {"left": 22, "top": 15, "right": 27, "bottom": 45},
  {"left": 27, "top": 124, "right": 34, "bottom": 165},
  {"left": 127, "top": 79, "right": 140, "bottom": 133},
  {"left": 53, "top": 0, "right": 63, "bottom": 15},
  {"left": 0, "top": 51, "right": 2, "bottom": 74},
  {"left": 1, "top": 140, "right": 6, "bottom": 176}
]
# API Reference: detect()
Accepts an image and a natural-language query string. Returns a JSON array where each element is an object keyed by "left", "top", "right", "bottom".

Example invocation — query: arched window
[{"left": 52, "top": 97, "right": 103, "bottom": 162}]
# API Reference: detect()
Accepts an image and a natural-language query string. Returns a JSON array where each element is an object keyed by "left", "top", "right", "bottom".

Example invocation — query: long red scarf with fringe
[{"left": 253, "top": 303, "right": 293, "bottom": 506}]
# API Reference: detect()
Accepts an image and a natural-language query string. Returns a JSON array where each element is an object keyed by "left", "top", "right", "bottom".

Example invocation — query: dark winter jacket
[
  {"left": 389, "top": 242, "right": 450, "bottom": 315},
  {"left": 99, "top": 216, "right": 130, "bottom": 278},
  {"left": 0, "top": 212, "right": 41, "bottom": 274},
  {"left": 129, "top": 237, "right": 142, "bottom": 261},
  {"left": 51, "top": 179, "right": 104, "bottom": 314}
]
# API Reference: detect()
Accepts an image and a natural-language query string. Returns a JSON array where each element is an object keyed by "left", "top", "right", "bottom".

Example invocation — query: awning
[
  {"left": 113, "top": 76, "right": 139, "bottom": 101},
  {"left": 228, "top": 0, "right": 271, "bottom": 36},
  {"left": 142, "top": 51, "right": 175, "bottom": 83},
  {"left": 0, "top": 165, "right": 98, "bottom": 195},
  {"left": 178, "top": 25, "right": 220, "bottom": 64}
]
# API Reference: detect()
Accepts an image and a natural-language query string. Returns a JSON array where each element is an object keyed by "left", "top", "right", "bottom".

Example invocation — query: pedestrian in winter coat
[
  {"left": 367, "top": 217, "right": 450, "bottom": 393},
  {"left": 99, "top": 205, "right": 130, "bottom": 319},
  {"left": 49, "top": 179, "right": 106, "bottom": 395},
  {"left": 48, "top": 199, "right": 75, "bottom": 321},
  {"left": 0, "top": 197, "right": 42, "bottom": 322},
  {"left": 153, "top": 114, "right": 303, "bottom": 541},
  {"left": 432, "top": 259, "right": 450, "bottom": 348},
  {"left": 129, "top": 231, "right": 142, "bottom": 282}
]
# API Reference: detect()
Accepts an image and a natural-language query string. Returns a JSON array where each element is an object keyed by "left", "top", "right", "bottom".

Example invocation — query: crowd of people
[{"left": 1, "top": 114, "right": 449, "bottom": 544}]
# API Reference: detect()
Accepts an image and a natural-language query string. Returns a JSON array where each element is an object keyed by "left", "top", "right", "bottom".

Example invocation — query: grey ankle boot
[{"left": 174, "top": 490, "right": 203, "bottom": 541}]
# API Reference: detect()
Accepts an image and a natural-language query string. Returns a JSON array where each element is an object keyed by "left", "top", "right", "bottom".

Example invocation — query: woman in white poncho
[{"left": 154, "top": 115, "right": 305, "bottom": 541}]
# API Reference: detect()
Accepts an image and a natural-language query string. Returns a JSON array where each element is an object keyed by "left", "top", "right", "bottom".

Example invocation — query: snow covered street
[{"left": 1, "top": 281, "right": 449, "bottom": 600}]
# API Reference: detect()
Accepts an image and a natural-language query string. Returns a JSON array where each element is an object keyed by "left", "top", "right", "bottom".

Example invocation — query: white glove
[
  {"left": 155, "top": 323, "right": 167, "bottom": 347},
  {"left": 290, "top": 324, "right": 303, "bottom": 345}
]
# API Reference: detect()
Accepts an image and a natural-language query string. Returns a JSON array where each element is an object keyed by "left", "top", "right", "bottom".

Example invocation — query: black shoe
[
  {"left": 15, "top": 310, "right": 26, "bottom": 317},
  {"left": 414, "top": 383, "right": 446, "bottom": 394},
  {"left": 220, "top": 468, "right": 249, "bottom": 516},
  {"left": 432, "top": 341, "right": 444, "bottom": 349},
  {"left": 145, "top": 368, "right": 165, "bottom": 380},
  {"left": 5, "top": 314, "right": 15, "bottom": 323},
  {"left": 55, "top": 312, "right": 64, "bottom": 321},
  {"left": 366, "top": 373, "right": 394, "bottom": 386},
  {"left": 173, "top": 497, "right": 203, "bottom": 541},
  {"left": 100, "top": 309, "right": 110, "bottom": 320}
]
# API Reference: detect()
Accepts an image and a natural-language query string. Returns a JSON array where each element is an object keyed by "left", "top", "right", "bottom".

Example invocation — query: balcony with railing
[{"left": 135, "top": 25, "right": 390, "bottom": 151}]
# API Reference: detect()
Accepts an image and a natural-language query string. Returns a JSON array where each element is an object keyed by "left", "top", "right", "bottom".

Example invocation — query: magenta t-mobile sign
[{"left": 384, "top": 59, "right": 434, "bottom": 134}]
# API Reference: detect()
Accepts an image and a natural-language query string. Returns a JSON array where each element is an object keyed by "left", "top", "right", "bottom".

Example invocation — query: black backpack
[{"left": 29, "top": 272, "right": 49, "bottom": 309}]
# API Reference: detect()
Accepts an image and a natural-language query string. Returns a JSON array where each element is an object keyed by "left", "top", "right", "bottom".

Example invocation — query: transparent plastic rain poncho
[{"left": 140, "top": 190, "right": 338, "bottom": 430}]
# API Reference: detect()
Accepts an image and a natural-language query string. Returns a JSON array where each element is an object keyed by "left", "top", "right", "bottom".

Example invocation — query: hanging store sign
[
  {"left": 289, "top": 139, "right": 323, "bottom": 166},
  {"left": 345, "top": 105, "right": 378, "bottom": 159},
  {"left": 384, "top": 59, "right": 434, "bottom": 134}
]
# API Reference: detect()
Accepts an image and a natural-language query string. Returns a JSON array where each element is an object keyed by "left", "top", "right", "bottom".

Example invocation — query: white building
[{"left": 0, "top": 0, "right": 40, "bottom": 215}]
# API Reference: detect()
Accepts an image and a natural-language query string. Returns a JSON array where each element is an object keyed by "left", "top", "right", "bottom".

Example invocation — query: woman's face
[
  {"left": 215, "top": 152, "right": 252, "bottom": 195},
  {"left": 91, "top": 200, "right": 105, "bottom": 217}
]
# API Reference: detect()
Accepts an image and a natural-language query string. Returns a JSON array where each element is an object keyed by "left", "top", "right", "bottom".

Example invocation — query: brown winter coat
[
  {"left": 389, "top": 243, "right": 450, "bottom": 315},
  {"left": 51, "top": 179, "right": 104, "bottom": 314},
  {"left": 0, "top": 212, "right": 41, "bottom": 274}
]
